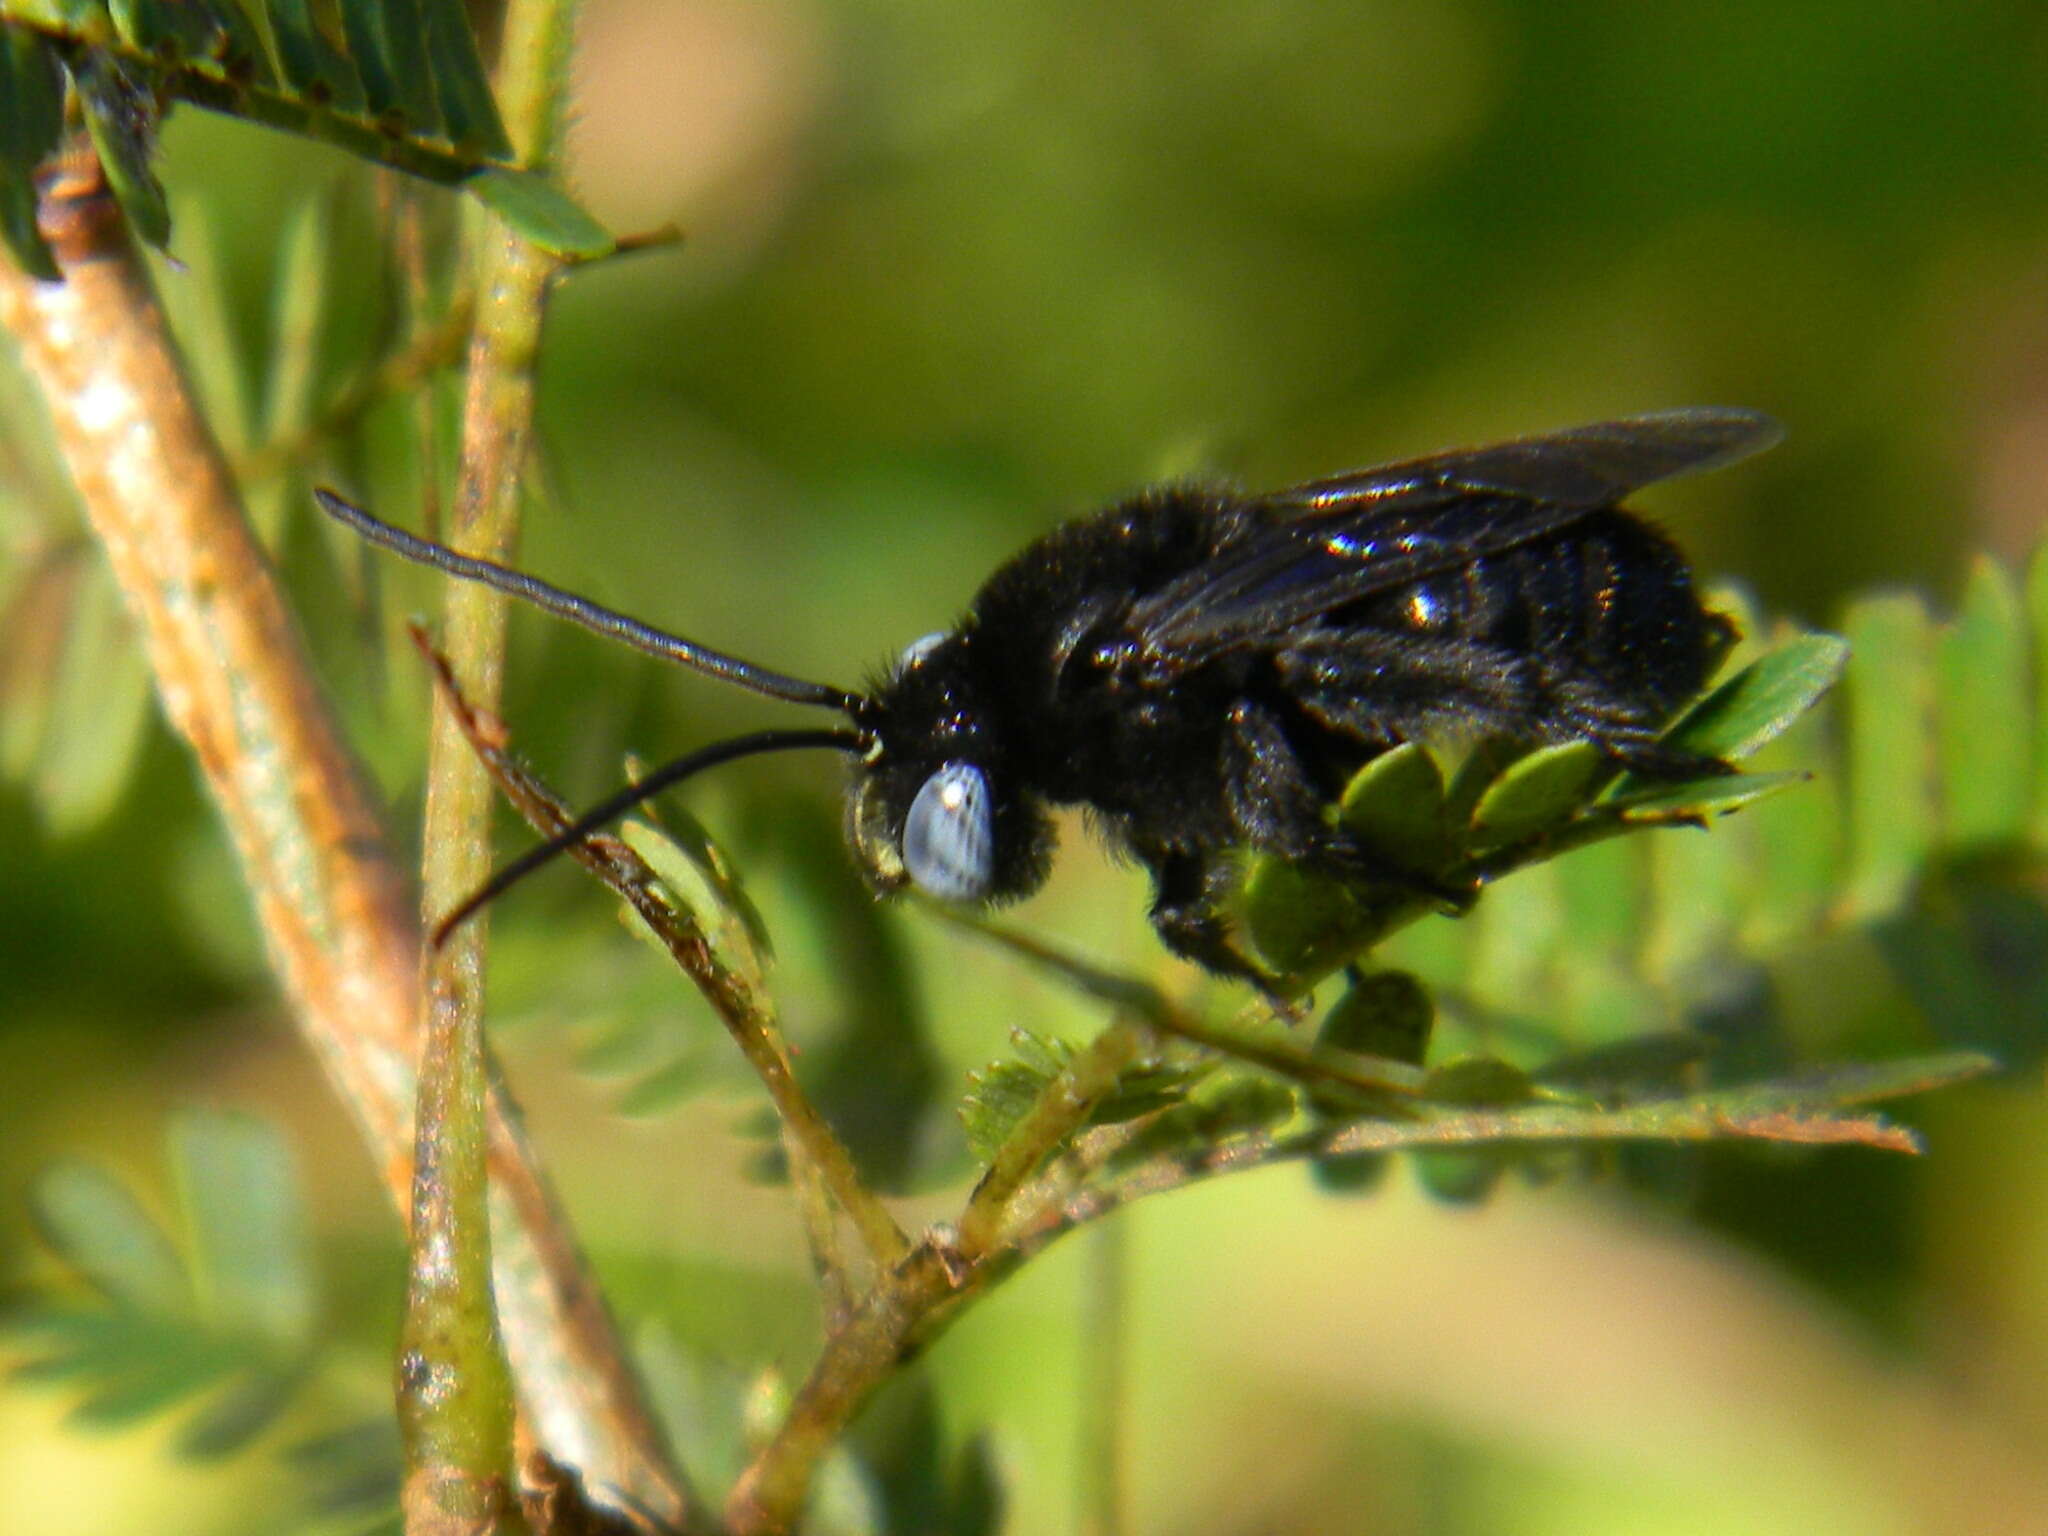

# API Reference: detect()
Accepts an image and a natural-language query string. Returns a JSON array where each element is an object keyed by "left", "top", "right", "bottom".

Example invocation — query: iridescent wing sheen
[{"left": 1129, "top": 408, "right": 1779, "bottom": 657}]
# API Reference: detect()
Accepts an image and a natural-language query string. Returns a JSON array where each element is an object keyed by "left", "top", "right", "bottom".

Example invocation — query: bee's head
[
  {"left": 314, "top": 486, "right": 1042, "bottom": 943},
  {"left": 846, "top": 630, "right": 1054, "bottom": 906}
]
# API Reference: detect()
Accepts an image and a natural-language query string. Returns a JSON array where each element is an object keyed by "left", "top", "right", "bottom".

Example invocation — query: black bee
[{"left": 316, "top": 406, "right": 1778, "bottom": 983}]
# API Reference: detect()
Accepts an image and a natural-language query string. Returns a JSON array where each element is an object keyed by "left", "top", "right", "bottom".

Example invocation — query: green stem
[
  {"left": 398, "top": 107, "right": 546, "bottom": 1536},
  {"left": 723, "top": 1241, "right": 964, "bottom": 1536},
  {"left": 171, "top": 72, "right": 493, "bottom": 182},
  {"left": 726, "top": 1020, "right": 1142, "bottom": 1534},
  {"left": 941, "top": 910, "right": 1427, "bottom": 1105},
  {"left": 399, "top": 971, "right": 518, "bottom": 1536},
  {"left": 957, "top": 1023, "right": 1143, "bottom": 1256},
  {"left": 398, "top": 120, "right": 551, "bottom": 1536},
  {"left": 490, "top": 0, "right": 581, "bottom": 172},
  {"left": 399, "top": 0, "right": 697, "bottom": 1528}
]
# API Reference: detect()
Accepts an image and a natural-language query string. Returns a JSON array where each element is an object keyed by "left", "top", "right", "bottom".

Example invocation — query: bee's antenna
[
  {"left": 432, "top": 726, "right": 868, "bottom": 946},
  {"left": 315, "top": 489, "right": 867, "bottom": 715}
]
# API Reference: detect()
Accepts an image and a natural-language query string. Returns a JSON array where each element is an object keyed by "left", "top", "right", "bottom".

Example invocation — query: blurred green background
[{"left": 5, "top": 1, "right": 2048, "bottom": 1531}]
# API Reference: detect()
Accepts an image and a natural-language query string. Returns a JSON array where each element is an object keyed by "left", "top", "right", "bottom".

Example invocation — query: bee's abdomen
[{"left": 1353, "top": 508, "right": 1717, "bottom": 721}]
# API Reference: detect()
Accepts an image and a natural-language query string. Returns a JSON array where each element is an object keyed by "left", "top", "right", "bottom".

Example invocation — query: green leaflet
[
  {"left": 1469, "top": 741, "right": 1604, "bottom": 849},
  {"left": 265, "top": 0, "right": 368, "bottom": 111},
  {"left": 1938, "top": 557, "right": 2030, "bottom": 847},
  {"left": 417, "top": 0, "right": 509, "bottom": 156},
  {"left": 1632, "top": 630, "right": 1850, "bottom": 770},
  {"left": 76, "top": 50, "right": 171, "bottom": 250},
  {"left": 0, "top": 28, "right": 63, "bottom": 278},
  {"left": 29, "top": 1163, "right": 192, "bottom": 1314},
  {"left": 467, "top": 167, "right": 615, "bottom": 259},
  {"left": 13, "top": 1113, "right": 316, "bottom": 1456},
  {"left": 1843, "top": 591, "right": 1935, "bottom": 917},
  {"left": 0, "top": 2, "right": 605, "bottom": 254},
  {"left": 336, "top": 0, "right": 435, "bottom": 130}
]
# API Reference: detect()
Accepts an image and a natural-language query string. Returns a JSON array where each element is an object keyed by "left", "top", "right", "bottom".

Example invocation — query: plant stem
[
  {"left": 409, "top": 644, "right": 940, "bottom": 1536},
  {"left": 402, "top": 141, "right": 540, "bottom": 1536},
  {"left": 941, "top": 910, "right": 1427, "bottom": 1104},
  {"left": 726, "top": 1021, "right": 1142, "bottom": 1535},
  {"left": 957, "top": 1023, "right": 1143, "bottom": 1256},
  {"left": 0, "top": 140, "right": 421, "bottom": 1218},
  {"left": 400, "top": 0, "right": 699, "bottom": 1521},
  {"left": 400, "top": 970, "right": 519, "bottom": 1536},
  {"left": 723, "top": 1239, "right": 963, "bottom": 1536},
  {"left": 404, "top": 226, "right": 533, "bottom": 1531}
]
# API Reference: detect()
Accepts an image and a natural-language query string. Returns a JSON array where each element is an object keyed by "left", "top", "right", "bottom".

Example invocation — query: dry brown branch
[{"left": 0, "top": 145, "right": 426, "bottom": 1194}]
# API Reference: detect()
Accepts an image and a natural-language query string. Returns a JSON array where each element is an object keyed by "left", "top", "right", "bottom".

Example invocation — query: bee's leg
[
  {"left": 1226, "top": 700, "right": 1474, "bottom": 910},
  {"left": 1280, "top": 632, "right": 1538, "bottom": 747},
  {"left": 1279, "top": 631, "right": 1733, "bottom": 782},
  {"left": 1222, "top": 700, "right": 1328, "bottom": 854},
  {"left": 1601, "top": 738, "right": 1733, "bottom": 780},
  {"left": 1545, "top": 679, "right": 1733, "bottom": 780},
  {"left": 1144, "top": 847, "right": 1291, "bottom": 998},
  {"left": 1307, "top": 834, "right": 1478, "bottom": 913}
]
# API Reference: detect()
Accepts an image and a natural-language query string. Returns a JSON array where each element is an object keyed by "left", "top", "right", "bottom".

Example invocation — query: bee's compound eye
[
  {"left": 898, "top": 631, "right": 948, "bottom": 670},
  {"left": 902, "top": 761, "right": 993, "bottom": 902}
]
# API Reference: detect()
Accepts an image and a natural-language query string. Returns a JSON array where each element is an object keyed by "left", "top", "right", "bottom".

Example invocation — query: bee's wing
[
  {"left": 1130, "top": 408, "right": 1779, "bottom": 656},
  {"left": 1267, "top": 407, "right": 1781, "bottom": 519}
]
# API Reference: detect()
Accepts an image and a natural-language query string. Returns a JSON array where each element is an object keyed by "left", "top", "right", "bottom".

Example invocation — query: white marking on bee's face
[
  {"left": 902, "top": 761, "right": 993, "bottom": 901},
  {"left": 898, "top": 631, "right": 948, "bottom": 671}
]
